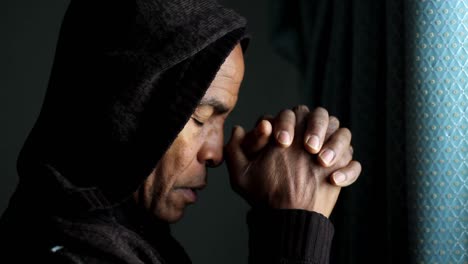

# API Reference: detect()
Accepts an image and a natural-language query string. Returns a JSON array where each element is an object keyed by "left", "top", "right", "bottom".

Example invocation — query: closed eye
[{"left": 191, "top": 117, "right": 204, "bottom": 126}]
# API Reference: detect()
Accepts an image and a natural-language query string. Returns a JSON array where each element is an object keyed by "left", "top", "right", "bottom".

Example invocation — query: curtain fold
[
  {"left": 270, "top": 0, "right": 408, "bottom": 262},
  {"left": 270, "top": 0, "right": 466, "bottom": 263}
]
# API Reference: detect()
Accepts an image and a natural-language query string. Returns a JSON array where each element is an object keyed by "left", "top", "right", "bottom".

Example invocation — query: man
[{"left": 0, "top": 0, "right": 361, "bottom": 263}]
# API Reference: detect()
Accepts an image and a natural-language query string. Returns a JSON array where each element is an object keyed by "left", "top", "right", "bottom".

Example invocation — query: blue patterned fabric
[{"left": 405, "top": 1, "right": 468, "bottom": 263}]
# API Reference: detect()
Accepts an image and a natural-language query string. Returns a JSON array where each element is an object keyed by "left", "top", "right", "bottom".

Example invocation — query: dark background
[{"left": 0, "top": 1, "right": 305, "bottom": 263}]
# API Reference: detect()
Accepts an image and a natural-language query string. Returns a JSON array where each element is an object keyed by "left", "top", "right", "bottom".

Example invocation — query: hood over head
[{"left": 13, "top": 0, "right": 249, "bottom": 212}]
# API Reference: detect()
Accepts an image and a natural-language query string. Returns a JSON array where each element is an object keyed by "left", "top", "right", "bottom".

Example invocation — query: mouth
[{"left": 175, "top": 185, "right": 206, "bottom": 203}]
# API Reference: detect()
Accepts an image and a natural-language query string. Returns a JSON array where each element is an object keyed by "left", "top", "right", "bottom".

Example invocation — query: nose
[{"left": 198, "top": 126, "right": 224, "bottom": 168}]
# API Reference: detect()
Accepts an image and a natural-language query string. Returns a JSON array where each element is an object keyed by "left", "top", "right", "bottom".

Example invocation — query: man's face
[{"left": 136, "top": 44, "right": 245, "bottom": 222}]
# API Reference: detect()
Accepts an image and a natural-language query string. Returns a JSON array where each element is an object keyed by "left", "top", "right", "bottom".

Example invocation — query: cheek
[
  {"left": 171, "top": 133, "right": 199, "bottom": 167},
  {"left": 162, "top": 125, "right": 203, "bottom": 177}
]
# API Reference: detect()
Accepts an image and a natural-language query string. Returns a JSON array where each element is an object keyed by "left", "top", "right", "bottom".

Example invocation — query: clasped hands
[{"left": 225, "top": 106, "right": 362, "bottom": 217}]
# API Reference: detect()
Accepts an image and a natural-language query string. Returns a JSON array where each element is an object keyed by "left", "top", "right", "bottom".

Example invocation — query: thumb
[{"left": 225, "top": 125, "right": 249, "bottom": 180}]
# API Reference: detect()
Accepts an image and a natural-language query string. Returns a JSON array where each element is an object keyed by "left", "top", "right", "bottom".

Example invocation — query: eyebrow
[{"left": 198, "top": 98, "right": 230, "bottom": 114}]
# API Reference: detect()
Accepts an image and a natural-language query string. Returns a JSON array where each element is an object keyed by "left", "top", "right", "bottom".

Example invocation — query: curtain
[
  {"left": 405, "top": 1, "right": 467, "bottom": 263},
  {"left": 270, "top": 0, "right": 466, "bottom": 263}
]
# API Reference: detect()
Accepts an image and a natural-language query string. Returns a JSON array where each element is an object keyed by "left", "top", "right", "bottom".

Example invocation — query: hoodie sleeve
[{"left": 247, "top": 208, "right": 334, "bottom": 264}]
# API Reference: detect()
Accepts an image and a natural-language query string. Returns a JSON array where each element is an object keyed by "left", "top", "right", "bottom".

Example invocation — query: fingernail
[
  {"left": 306, "top": 135, "right": 320, "bottom": 151},
  {"left": 319, "top": 149, "right": 335, "bottom": 165},
  {"left": 277, "top": 131, "right": 291, "bottom": 145},
  {"left": 333, "top": 172, "right": 346, "bottom": 184}
]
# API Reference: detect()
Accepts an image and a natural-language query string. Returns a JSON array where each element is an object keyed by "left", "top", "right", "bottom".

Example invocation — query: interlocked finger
[
  {"left": 272, "top": 109, "right": 296, "bottom": 147},
  {"left": 318, "top": 127, "right": 352, "bottom": 167},
  {"left": 304, "top": 107, "right": 330, "bottom": 154}
]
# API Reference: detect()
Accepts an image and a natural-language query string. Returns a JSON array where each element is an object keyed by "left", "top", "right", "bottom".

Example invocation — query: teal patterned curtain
[
  {"left": 405, "top": 1, "right": 467, "bottom": 263},
  {"left": 270, "top": 0, "right": 467, "bottom": 263}
]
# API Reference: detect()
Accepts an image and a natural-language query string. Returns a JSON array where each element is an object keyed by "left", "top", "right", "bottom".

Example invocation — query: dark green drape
[{"left": 269, "top": 0, "right": 408, "bottom": 263}]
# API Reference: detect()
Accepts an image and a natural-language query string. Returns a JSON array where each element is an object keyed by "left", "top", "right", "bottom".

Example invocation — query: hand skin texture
[{"left": 225, "top": 106, "right": 362, "bottom": 217}]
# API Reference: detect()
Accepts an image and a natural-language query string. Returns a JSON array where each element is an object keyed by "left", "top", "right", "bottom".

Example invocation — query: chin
[{"left": 156, "top": 207, "right": 185, "bottom": 223}]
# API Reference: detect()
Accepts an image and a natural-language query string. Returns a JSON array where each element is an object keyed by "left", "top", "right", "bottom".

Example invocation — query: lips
[
  {"left": 175, "top": 184, "right": 206, "bottom": 203},
  {"left": 177, "top": 188, "right": 197, "bottom": 203}
]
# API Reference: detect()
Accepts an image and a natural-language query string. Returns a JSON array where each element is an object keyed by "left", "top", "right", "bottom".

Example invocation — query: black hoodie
[{"left": 0, "top": 0, "right": 334, "bottom": 263}]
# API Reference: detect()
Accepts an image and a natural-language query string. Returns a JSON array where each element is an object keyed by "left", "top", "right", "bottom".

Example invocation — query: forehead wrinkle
[
  {"left": 218, "top": 61, "right": 243, "bottom": 82},
  {"left": 211, "top": 77, "right": 242, "bottom": 86},
  {"left": 208, "top": 83, "right": 240, "bottom": 98}
]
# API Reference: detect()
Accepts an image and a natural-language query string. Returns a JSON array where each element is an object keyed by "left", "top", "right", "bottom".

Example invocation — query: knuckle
[
  {"left": 329, "top": 116, "right": 340, "bottom": 127},
  {"left": 335, "top": 147, "right": 353, "bottom": 165},
  {"left": 283, "top": 109, "right": 295, "bottom": 117},
  {"left": 347, "top": 162, "right": 362, "bottom": 183},
  {"left": 339, "top": 127, "right": 352, "bottom": 140},
  {"left": 313, "top": 118, "right": 328, "bottom": 128},
  {"left": 279, "top": 108, "right": 293, "bottom": 115},
  {"left": 314, "top": 106, "right": 329, "bottom": 117},
  {"left": 354, "top": 161, "right": 363, "bottom": 174},
  {"left": 336, "top": 156, "right": 351, "bottom": 168},
  {"left": 276, "top": 109, "right": 295, "bottom": 124},
  {"left": 293, "top": 104, "right": 310, "bottom": 114}
]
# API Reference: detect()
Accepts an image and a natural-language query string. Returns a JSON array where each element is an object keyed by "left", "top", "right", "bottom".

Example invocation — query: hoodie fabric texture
[{"left": 0, "top": 0, "right": 334, "bottom": 263}]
